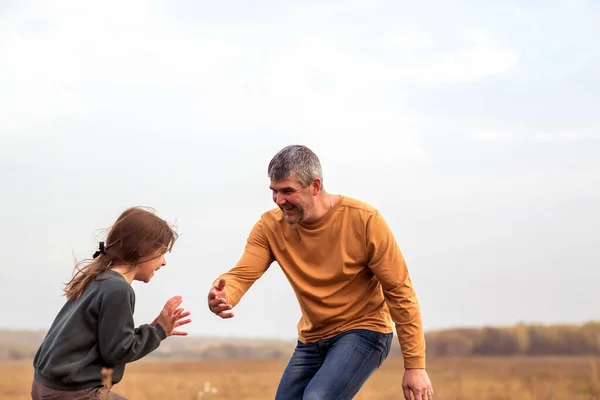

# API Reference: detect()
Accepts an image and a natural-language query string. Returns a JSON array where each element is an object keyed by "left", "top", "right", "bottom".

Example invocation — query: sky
[{"left": 0, "top": 0, "right": 598, "bottom": 340}]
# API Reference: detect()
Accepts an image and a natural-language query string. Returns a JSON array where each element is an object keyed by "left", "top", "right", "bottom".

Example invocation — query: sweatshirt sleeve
[
  {"left": 97, "top": 282, "right": 167, "bottom": 366},
  {"left": 213, "top": 217, "right": 274, "bottom": 307},
  {"left": 365, "top": 210, "right": 426, "bottom": 369}
]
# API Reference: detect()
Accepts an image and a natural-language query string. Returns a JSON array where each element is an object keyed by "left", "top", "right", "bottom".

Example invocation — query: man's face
[{"left": 270, "top": 176, "right": 318, "bottom": 224}]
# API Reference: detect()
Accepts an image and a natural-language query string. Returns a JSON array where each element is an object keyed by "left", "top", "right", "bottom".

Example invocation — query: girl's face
[{"left": 134, "top": 250, "right": 167, "bottom": 283}]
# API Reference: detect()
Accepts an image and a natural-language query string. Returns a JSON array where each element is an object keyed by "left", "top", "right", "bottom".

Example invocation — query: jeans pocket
[
  {"left": 378, "top": 333, "right": 393, "bottom": 367},
  {"left": 352, "top": 329, "right": 393, "bottom": 367}
]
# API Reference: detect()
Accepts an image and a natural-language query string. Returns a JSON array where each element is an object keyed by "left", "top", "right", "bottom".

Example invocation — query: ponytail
[{"left": 63, "top": 242, "right": 114, "bottom": 300}]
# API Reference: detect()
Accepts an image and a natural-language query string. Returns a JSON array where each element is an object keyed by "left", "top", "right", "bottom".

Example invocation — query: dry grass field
[{"left": 2, "top": 356, "right": 600, "bottom": 399}]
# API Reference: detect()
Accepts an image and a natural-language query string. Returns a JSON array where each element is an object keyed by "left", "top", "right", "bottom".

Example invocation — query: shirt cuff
[
  {"left": 153, "top": 323, "right": 168, "bottom": 340},
  {"left": 404, "top": 356, "right": 426, "bottom": 369}
]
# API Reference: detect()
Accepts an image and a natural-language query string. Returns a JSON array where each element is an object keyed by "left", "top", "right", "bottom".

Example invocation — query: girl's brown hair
[{"left": 63, "top": 207, "right": 178, "bottom": 300}]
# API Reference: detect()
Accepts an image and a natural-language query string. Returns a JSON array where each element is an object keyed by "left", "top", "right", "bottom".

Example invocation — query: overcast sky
[{"left": 1, "top": 0, "right": 598, "bottom": 340}]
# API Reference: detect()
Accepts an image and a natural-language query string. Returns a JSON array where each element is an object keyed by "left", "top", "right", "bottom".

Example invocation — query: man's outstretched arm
[{"left": 208, "top": 217, "right": 274, "bottom": 317}]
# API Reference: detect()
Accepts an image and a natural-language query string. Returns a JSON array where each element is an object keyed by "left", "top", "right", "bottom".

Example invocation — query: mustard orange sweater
[{"left": 213, "top": 195, "right": 426, "bottom": 369}]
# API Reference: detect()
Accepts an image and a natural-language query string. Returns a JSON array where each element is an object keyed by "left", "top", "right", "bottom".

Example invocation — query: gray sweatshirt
[{"left": 33, "top": 270, "right": 167, "bottom": 390}]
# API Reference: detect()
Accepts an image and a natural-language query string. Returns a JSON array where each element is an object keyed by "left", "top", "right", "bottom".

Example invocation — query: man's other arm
[{"left": 365, "top": 210, "right": 426, "bottom": 369}]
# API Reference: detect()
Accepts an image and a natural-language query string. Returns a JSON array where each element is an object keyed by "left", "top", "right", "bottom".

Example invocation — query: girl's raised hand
[{"left": 153, "top": 296, "right": 192, "bottom": 336}]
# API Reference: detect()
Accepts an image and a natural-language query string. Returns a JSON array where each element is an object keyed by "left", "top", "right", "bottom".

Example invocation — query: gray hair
[{"left": 267, "top": 145, "right": 323, "bottom": 187}]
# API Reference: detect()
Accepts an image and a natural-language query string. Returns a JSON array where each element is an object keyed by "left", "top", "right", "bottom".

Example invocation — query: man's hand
[
  {"left": 402, "top": 368, "right": 433, "bottom": 400},
  {"left": 208, "top": 279, "right": 234, "bottom": 319},
  {"left": 152, "top": 296, "right": 192, "bottom": 336}
]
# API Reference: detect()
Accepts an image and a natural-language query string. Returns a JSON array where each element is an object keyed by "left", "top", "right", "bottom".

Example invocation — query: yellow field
[{"left": 3, "top": 356, "right": 600, "bottom": 399}]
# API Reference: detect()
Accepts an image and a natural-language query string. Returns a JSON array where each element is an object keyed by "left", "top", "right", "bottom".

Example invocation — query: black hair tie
[{"left": 93, "top": 241, "right": 106, "bottom": 259}]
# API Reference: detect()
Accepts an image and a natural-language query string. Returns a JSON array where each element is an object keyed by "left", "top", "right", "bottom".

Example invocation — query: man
[{"left": 208, "top": 145, "right": 433, "bottom": 400}]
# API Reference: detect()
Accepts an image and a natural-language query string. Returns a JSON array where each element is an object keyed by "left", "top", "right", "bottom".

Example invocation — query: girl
[{"left": 31, "top": 207, "right": 192, "bottom": 400}]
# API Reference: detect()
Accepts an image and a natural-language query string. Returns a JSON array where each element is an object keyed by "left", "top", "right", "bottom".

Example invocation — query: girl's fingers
[
  {"left": 164, "top": 296, "right": 183, "bottom": 312},
  {"left": 174, "top": 318, "right": 192, "bottom": 327},
  {"left": 171, "top": 310, "right": 191, "bottom": 321}
]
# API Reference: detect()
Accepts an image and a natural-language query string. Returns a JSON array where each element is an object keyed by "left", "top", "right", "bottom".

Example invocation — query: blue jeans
[{"left": 274, "top": 329, "right": 393, "bottom": 400}]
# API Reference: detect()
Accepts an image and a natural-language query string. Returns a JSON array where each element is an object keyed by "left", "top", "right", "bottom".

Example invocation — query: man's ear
[{"left": 312, "top": 178, "right": 322, "bottom": 196}]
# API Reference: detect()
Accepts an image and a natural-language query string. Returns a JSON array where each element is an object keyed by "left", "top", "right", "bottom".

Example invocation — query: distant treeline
[
  {"left": 424, "top": 321, "right": 600, "bottom": 357},
  {"left": 3, "top": 322, "right": 600, "bottom": 361}
]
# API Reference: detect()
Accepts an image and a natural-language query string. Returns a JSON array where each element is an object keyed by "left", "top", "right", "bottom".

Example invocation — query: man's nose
[{"left": 274, "top": 193, "right": 287, "bottom": 205}]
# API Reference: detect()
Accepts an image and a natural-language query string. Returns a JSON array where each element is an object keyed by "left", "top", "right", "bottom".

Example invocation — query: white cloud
[
  {"left": 409, "top": 32, "right": 518, "bottom": 84},
  {"left": 512, "top": 6, "right": 527, "bottom": 18},
  {"left": 469, "top": 131, "right": 515, "bottom": 142},
  {"left": 464, "top": 130, "right": 599, "bottom": 144},
  {"left": 533, "top": 132, "right": 598, "bottom": 142},
  {"left": 386, "top": 30, "right": 436, "bottom": 51},
  {"left": 381, "top": 29, "right": 519, "bottom": 84}
]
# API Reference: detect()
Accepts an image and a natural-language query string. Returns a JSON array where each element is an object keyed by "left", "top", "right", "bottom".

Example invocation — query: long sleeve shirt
[
  {"left": 213, "top": 195, "right": 426, "bottom": 369},
  {"left": 33, "top": 270, "right": 167, "bottom": 390}
]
